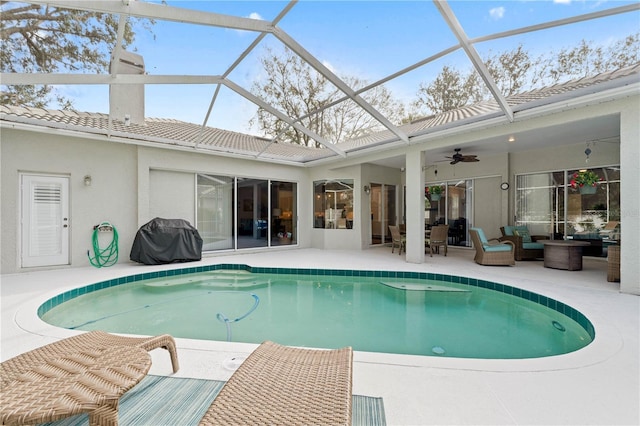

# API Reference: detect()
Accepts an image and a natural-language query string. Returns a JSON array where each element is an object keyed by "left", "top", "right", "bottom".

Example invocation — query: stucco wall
[
  {"left": 1, "top": 128, "right": 138, "bottom": 273},
  {"left": 149, "top": 169, "right": 196, "bottom": 224},
  {"left": 0, "top": 130, "right": 312, "bottom": 273}
]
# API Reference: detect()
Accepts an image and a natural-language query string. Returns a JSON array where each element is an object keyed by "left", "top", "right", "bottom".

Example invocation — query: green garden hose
[{"left": 88, "top": 222, "right": 119, "bottom": 268}]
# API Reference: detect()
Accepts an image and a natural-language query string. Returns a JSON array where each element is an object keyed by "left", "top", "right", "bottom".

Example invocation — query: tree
[
  {"left": 413, "top": 65, "right": 480, "bottom": 114},
  {"left": 0, "top": 1, "right": 153, "bottom": 108},
  {"left": 250, "top": 47, "right": 405, "bottom": 146},
  {"left": 484, "top": 44, "right": 535, "bottom": 97},
  {"left": 536, "top": 34, "right": 640, "bottom": 85},
  {"left": 415, "top": 34, "right": 639, "bottom": 116}
]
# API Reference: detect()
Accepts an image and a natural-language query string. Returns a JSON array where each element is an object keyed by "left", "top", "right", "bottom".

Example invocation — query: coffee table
[
  {"left": 1, "top": 345, "right": 151, "bottom": 426},
  {"left": 541, "top": 240, "right": 591, "bottom": 271}
]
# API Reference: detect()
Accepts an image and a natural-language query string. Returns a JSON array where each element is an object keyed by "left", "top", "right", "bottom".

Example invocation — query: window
[
  {"left": 515, "top": 166, "right": 620, "bottom": 251},
  {"left": 313, "top": 180, "right": 354, "bottom": 229}
]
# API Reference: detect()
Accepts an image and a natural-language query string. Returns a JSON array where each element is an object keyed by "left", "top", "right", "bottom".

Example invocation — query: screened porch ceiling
[{"left": 3, "top": 1, "right": 639, "bottom": 168}]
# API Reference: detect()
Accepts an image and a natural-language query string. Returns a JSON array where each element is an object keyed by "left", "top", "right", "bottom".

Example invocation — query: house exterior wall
[
  {"left": 0, "top": 130, "right": 313, "bottom": 274},
  {"left": 149, "top": 169, "right": 196, "bottom": 224},
  {"left": 1, "top": 95, "right": 638, "bottom": 295},
  {"left": 619, "top": 98, "right": 640, "bottom": 295},
  {"left": 1, "top": 128, "right": 138, "bottom": 273},
  {"left": 308, "top": 163, "right": 362, "bottom": 250}
]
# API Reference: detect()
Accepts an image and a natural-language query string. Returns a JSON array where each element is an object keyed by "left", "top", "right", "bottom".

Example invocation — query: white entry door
[{"left": 21, "top": 174, "right": 70, "bottom": 268}]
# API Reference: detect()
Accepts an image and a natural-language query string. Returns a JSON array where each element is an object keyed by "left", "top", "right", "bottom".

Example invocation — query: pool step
[
  {"left": 143, "top": 270, "right": 255, "bottom": 289},
  {"left": 143, "top": 276, "right": 210, "bottom": 288},
  {"left": 380, "top": 281, "right": 471, "bottom": 292},
  {"left": 198, "top": 278, "right": 269, "bottom": 289}
]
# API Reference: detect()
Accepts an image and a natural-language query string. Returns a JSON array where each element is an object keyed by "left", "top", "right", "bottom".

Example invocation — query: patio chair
[
  {"left": 427, "top": 224, "right": 449, "bottom": 257},
  {"left": 470, "top": 228, "right": 515, "bottom": 266},
  {"left": 499, "top": 225, "right": 545, "bottom": 260},
  {"left": 389, "top": 225, "right": 406, "bottom": 255},
  {"left": 199, "top": 341, "right": 353, "bottom": 426},
  {"left": 0, "top": 330, "right": 179, "bottom": 388}
]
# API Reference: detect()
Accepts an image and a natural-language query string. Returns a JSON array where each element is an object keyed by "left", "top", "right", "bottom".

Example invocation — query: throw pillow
[{"left": 514, "top": 228, "right": 532, "bottom": 243}]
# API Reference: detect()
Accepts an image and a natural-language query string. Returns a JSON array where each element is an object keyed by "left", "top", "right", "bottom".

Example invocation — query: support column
[
  {"left": 620, "top": 99, "right": 640, "bottom": 295},
  {"left": 405, "top": 151, "right": 425, "bottom": 264}
]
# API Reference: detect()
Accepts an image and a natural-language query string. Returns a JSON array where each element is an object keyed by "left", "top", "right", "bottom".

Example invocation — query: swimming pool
[{"left": 39, "top": 264, "right": 594, "bottom": 359}]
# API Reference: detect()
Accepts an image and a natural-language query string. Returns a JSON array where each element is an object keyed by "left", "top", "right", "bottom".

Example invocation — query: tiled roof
[{"left": 1, "top": 64, "right": 638, "bottom": 164}]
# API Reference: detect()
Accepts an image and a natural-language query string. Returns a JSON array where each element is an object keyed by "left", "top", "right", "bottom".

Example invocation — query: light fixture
[
  {"left": 364, "top": 185, "right": 371, "bottom": 195},
  {"left": 508, "top": 135, "right": 516, "bottom": 143},
  {"left": 83, "top": 175, "right": 92, "bottom": 186},
  {"left": 584, "top": 142, "right": 593, "bottom": 163}
]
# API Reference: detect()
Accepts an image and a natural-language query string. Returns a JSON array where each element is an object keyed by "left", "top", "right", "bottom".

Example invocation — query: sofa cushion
[
  {"left": 514, "top": 226, "right": 532, "bottom": 243},
  {"left": 522, "top": 242, "right": 544, "bottom": 250},
  {"left": 484, "top": 244, "right": 513, "bottom": 253},
  {"left": 473, "top": 228, "right": 489, "bottom": 244}
]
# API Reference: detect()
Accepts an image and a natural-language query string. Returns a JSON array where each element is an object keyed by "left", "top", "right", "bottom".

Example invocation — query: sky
[{"left": 62, "top": 0, "right": 640, "bottom": 135}]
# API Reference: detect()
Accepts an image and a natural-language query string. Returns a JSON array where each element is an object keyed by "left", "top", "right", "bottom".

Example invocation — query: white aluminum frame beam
[
  {"left": 198, "top": 1, "right": 298, "bottom": 151},
  {"left": 0, "top": 73, "right": 223, "bottom": 85},
  {"left": 272, "top": 27, "right": 410, "bottom": 144},
  {"left": 23, "top": 0, "right": 272, "bottom": 32},
  {"left": 222, "top": 80, "right": 345, "bottom": 157},
  {"left": 434, "top": 0, "right": 513, "bottom": 122}
]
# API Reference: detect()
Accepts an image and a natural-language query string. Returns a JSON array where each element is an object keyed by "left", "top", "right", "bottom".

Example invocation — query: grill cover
[{"left": 130, "top": 218, "right": 203, "bottom": 265}]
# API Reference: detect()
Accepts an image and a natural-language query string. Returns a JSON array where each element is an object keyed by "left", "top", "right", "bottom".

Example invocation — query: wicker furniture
[
  {"left": 499, "top": 226, "right": 546, "bottom": 260},
  {"left": 389, "top": 225, "right": 406, "bottom": 255},
  {"left": 1, "top": 331, "right": 179, "bottom": 390},
  {"left": 427, "top": 224, "right": 449, "bottom": 257},
  {"left": 200, "top": 341, "right": 353, "bottom": 426},
  {"left": 469, "top": 228, "right": 515, "bottom": 266},
  {"left": 607, "top": 245, "right": 621, "bottom": 282},
  {"left": 1, "top": 345, "right": 151, "bottom": 426},
  {"left": 542, "top": 240, "right": 590, "bottom": 271}
]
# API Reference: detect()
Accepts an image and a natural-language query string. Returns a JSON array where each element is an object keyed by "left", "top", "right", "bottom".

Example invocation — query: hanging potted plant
[
  {"left": 426, "top": 185, "right": 443, "bottom": 201},
  {"left": 570, "top": 170, "right": 601, "bottom": 195}
]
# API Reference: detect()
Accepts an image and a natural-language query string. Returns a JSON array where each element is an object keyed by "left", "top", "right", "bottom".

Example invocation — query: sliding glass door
[
  {"left": 425, "top": 179, "right": 472, "bottom": 247},
  {"left": 197, "top": 174, "right": 297, "bottom": 251},
  {"left": 370, "top": 183, "right": 396, "bottom": 245}
]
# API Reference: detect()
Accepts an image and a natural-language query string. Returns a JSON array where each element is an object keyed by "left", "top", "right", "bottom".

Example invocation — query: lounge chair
[
  {"left": 470, "top": 228, "right": 515, "bottom": 266},
  {"left": 599, "top": 221, "right": 620, "bottom": 240},
  {"left": 0, "top": 331, "right": 178, "bottom": 426},
  {"left": 499, "top": 225, "right": 546, "bottom": 260},
  {"left": 427, "top": 224, "right": 449, "bottom": 257},
  {"left": 1, "top": 331, "right": 179, "bottom": 388},
  {"left": 200, "top": 340, "right": 353, "bottom": 426},
  {"left": 389, "top": 225, "right": 406, "bottom": 255}
]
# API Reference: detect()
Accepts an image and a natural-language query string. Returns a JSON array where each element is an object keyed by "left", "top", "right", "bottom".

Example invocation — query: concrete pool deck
[{"left": 2, "top": 246, "right": 638, "bottom": 425}]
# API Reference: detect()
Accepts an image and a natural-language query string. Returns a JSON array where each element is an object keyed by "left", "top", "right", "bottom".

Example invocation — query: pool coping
[{"left": 16, "top": 263, "right": 623, "bottom": 374}]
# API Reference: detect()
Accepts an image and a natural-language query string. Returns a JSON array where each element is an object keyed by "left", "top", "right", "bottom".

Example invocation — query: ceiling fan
[{"left": 446, "top": 148, "right": 479, "bottom": 165}]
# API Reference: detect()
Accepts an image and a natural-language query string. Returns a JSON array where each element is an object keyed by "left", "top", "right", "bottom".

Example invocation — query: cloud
[
  {"left": 247, "top": 12, "right": 263, "bottom": 20},
  {"left": 489, "top": 6, "right": 505, "bottom": 20},
  {"left": 322, "top": 60, "right": 336, "bottom": 74},
  {"left": 553, "top": 0, "right": 572, "bottom": 4}
]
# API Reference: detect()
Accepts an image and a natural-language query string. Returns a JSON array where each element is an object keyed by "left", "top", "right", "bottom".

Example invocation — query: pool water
[{"left": 40, "top": 269, "right": 593, "bottom": 359}]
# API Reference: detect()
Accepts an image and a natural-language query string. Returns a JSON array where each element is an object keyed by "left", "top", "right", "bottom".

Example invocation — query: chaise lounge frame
[
  {"left": 199, "top": 340, "right": 353, "bottom": 425},
  {"left": 0, "top": 330, "right": 179, "bottom": 389}
]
